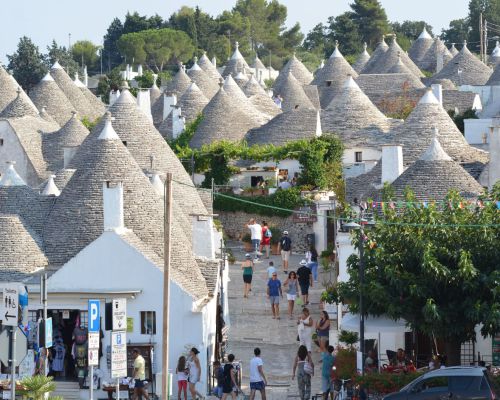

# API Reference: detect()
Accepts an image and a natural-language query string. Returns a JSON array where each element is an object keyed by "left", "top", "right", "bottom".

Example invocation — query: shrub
[{"left": 356, "top": 372, "right": 424, "bottom": 394}]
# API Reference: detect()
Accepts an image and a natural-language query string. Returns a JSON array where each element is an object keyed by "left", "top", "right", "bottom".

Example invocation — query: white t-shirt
[
  {"left": 249, "top": 356, "right": 264, "bottom": 383},
  {"left": 249, "top": 224, "right": 262, "bottom": 240},
  {"left": 267, "top": 266, "right": 276, "bottom": 278}
]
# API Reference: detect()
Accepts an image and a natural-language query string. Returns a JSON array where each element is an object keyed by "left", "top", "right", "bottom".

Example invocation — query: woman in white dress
[
  {"left": 188, "top": 347, "right": 203, "bottom": 400},
  {"left": 297, "top": 308, "right": 314, "bottom": 352}
]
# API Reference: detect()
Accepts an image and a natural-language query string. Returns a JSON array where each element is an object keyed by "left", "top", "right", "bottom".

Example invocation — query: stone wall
[{"left": 217, "top": 211, "right": 314, "bottom": 253}]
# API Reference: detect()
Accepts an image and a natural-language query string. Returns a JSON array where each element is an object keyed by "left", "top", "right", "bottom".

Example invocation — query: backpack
[
  {"left": 281, "top": 237, "right": 291, "bottom": 251},
  {"left": 264, "top": 228, "right": 272, "bottom": 238}
]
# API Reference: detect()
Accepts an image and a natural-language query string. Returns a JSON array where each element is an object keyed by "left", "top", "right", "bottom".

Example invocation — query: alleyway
[{"left": 225, "top": 241, "right": 331, "bottom": 400}]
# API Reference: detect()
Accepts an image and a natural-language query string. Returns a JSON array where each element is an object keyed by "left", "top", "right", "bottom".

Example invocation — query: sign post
[
  {"left": 2, "top": 284, "right": 19, "bottom": 400},
  {"left": 111, "top": 331, "right": 127, "bottom": 400},
  {"left": 88, "top": 300, "right": 101, "bottom": 400},
  {"left": 112, "top": 299, "right": 126, "bottom": 331}
]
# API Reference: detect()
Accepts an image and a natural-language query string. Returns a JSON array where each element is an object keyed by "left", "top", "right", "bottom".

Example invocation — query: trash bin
[{"left": 306, "top": 233, "right": 315, "bottom": 246}]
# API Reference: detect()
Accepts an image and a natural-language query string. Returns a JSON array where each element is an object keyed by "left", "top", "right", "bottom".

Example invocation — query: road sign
[
  {"left": 0, "top": 328, "right": 27, "bottom": 366},
  {"left": 45, "top": 318, "right": 53, "bottom": 348},
  {"left": 88, "top": 332, "right": 100, "bottom": 349},
  {"left": 88, "top": 300, "right": 100, "bottom": 332},
  {"left": 112, "top": 298, "right": 126, "bottom": 331},
  {"left": 111, "top": 331, "right": 127, "bottom": 378},
  {"left": 88, "top": 348, "right": 99, "bottom": 366},
  {"left": 2, "top": 284, "right": 19, "bottom": 326}
]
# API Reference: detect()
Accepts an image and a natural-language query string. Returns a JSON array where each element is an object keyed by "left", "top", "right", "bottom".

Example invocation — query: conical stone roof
[
  {"left": 166, "top": 66, "right": 192, "bottom": 95},
  {"left": 252, "top": 55, "right": 266, "bottom": 70},
  {"left": 367, "top": 36, "right": 424, "bottom": 77},
  {"left": 187, "top": 59, "right": 219, "bottom": 99},
  {"left": 389, "top": 89, "right": 489, "bottom": 168},
  {"left": 431, "top": 42, "right": 492, "bottom": 85},
  {"left": 30, "top": 72, "right": 76, "bottom": 125},
  {"left": 149, "top": 81, "right": 162, "bottom": 105},
  {"left": 50, "top": 62, "right": 98, "bottom": 120},
  {"left": 189, "top": 87, "right": 261, "bottom": 149},
  {"left": 222, "top": 42, "right": 250, "bottom": 77},
  {"left": 420, "top": 38, "right": 453, "bottom": 72},
  {"left": 0, "top": 215, "right": 48, "bottom": 281},
  {"left": 198, "top": 52, "right": 222, "bottom": 81},
  {"left": 390, "top": 136, "right": 484, "bottom": 201},
  {"left": 223, "top": 75, "right": 266, "bottom": 123},
  {"left": 273, "top": 54, "right": 313, "bottom": 92},
  {"left": 388, "top": 54, "right": 413, "bottom": 74},
  {"left": 275, "top": 72, "right": 315, "bottom": 112},
  {"left": 0, "top": 88, "right": 39, "bottom": 118},
  {"left": 0, "top": 65, "right": 23, "bottom": 113},
  {"left": 361, "top": 37, "right": 389, "bottom": 73},
  {"left": 486, "top": 61, "right": 500, "bottom": 85},
  {"left": 74, "top": 72, "right": 106, "bottom": 116},
  {"left": 243, "top": 76, "right": 281, "bottom": 119},
  {"left": 408, "top": 28, "right": 434, "bottom": 69},
  {"left": 39, "top": 106, "right": 59, "bottom": 125},
  {"left": 234, "top": 71, "right": 249, "bottom": 88},
  {"left": 70, "top": 92, "right": 207, "bottom": 217},
  {"left": 449, "top": 43, "right": 459, "bottom": 56},
  {"left": 321, "top": 76, "right": 391, "bottom": 146},
  {"left": 243, "top": 75, "right": 266, "bottom": 96},
  {"left": 312, "top": 42, "right": 358, "bottom": 86},
  {"left": 245, "top": 108, "right": 320, "bottom": 146},
  {"left": 353, "top": 43, "right": 370, "bottom": 73}
]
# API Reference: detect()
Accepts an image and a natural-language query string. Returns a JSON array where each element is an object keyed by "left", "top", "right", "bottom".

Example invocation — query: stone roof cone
[
  {"left": 166, "top": 65, "right": 192, "bottom": 95},
  {"left": 361, "top": 36, "right": 389, "bottom": 73},
  {"left": 74, "top": 72, "right": 106, "bottom": 116},
  {"left": 273, "top": 53, "right": 313, "bottom": 92},
  {"left": 420, "top": 38, "right": 453, "bottom": 72},
  {"left": 0, "top": 87, "right": 39, "bottom": 118},
  {"left": 275, "top": 72, "right": 315, "bottom": 112},
  {"left": 223, "top": 75, "right": 266, "bottom": 123},
  {"left": 30, "top": 72, "right": 76, "bottom": 125},
  {"left": 408, "top": 28, "right": 434, "bottom": 68},
  {"left": 222, "top": 41, "right": 250, "bottom": 77},
  {"left": 449, "top": 43, "right": 459, "bottom": 56},
  {"left": 321, "top": 75, "right": 391, "bottom": 146},
  {"left": 390, "top": 132, "right": 484, "bottom": 201},
  {"left": 244, "top": 76, "right": 281, "bottom": 120},
  {"left": 198, "top": 51, "right": 222, "bottom": 81},
  {"left": 189, "top": 87, "right": 261, "bottom": 149},
  {"left": 149, "top": 80, "right": 162, "bottom": 105},
  {"left": 39, "top": 106, "right": 59, "bottom": 125},
  {"left": 0, "top": 65, "right": 24, "bottom": 113},
  {"left": 353, "top": 43, "right": 371, "bottom": 73},
  {"left": 388, "top": 53, "right": 413, "bottom": 74},
  {"left": 431, "top": 41, "right": 492, "bottom": 85},
  {"left": 486, "top": 60, "right": 500, "bottom": 85},
  {"left": 187, "top": 57, "right": 219, "bottom": 99},
  {"left": 252, "top": 55, "right": 266, "bottom": 70}
]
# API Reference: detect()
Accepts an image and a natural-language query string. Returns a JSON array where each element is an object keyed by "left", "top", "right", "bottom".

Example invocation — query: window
[
  {"left": 450, "top": 376, "right": 480, "bottom": 391},
  {"left": 0, "top": 139, "right": 4, "bottom": 146},
  {"left": 355, "top": 151, "right": 363, "bottom": 163},
  {"left": 79, "top": 311, "right": 88, "bottom": 327},
  {"left": 414, "top": 377, "right": 448, "bottom": 393},
  {"left": 141, "top": 311, "right": 156, "bottom": 334},
  {"left": 122, "top": 141, "right": 127, "bottom": 147}
]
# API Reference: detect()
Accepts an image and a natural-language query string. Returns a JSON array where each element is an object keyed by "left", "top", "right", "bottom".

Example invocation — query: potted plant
[
  {"left": 269, "top": 226, "right": 282, "bottom": 255},
  {"left": 242, "top": 232, "right": 253, "bottom": 252}
]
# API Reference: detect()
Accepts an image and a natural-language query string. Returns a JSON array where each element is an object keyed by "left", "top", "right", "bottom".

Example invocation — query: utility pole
[
  {"left": 162, "top": 173, "right": 173, "bottom": 400},
  {"left": 480, "top": 13, "right": 484, "bottom": 62},
  {"left": 10, "top": 327, "right": 16, "bottom": 400},
  {"left": 485, "top": 20, "right": 488, "bottom": 63},
  {"left": 359, "top": 231, "right": 365, "bottom": 376}
]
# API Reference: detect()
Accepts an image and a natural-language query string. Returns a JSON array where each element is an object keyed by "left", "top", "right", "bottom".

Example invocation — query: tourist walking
[
  {"left": 297, "top": 308, "right": 314, "bottom": 352},
  {"left": 241, "top": 254, "right": 254, "bottom": 298},
  {"left": 266, "top": 261, "right": 276, "bottom": 278},
  {"left": 213, "top": 360, "right": 224, "bottom": 398},
  {"left": 321, "top": 346, "right": 335, "bottom": 400},
  {"left": 283, "top": 271, "right": 299, "bottom": 319},
  {"left": 222, "top": 354, "right": 238, "bottom": 400},
  {"left": 260, "top": 221, "right": 271, "bottom": 259},
  {"left": 131, "top": 348, "right": 149, "bottom": 400},
  {"left": 249, "top": 348, "right": 267, "bottom": 400},
  {"left": 278, "top": 231, "right": 292, "bottom": 273},
  {"left": 188, "top": 348, "right": 203, "bottom": 400},
  {"left": 176, "top": 356, "right": 188, "bottom": 400},
  {"left": 292, "top": 345, "right": 314, "bottom": 400},
  {"left": 316, "top": 311, "right": 330, "bottom": 352},
  {"left": 305, "top": 244, "right": 319, "bottom": 283},
  {"left": 245, "top": 219, "right": 262, "bottom": 261},
  {"left": 297, "top": 260, "right": 313, "bottom": 305},
  {"left": 267, "top": 272, "right": 283, "bottom": 319}
]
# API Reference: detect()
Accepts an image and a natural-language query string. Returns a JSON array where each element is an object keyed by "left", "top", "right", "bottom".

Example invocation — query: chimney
[
  {"left": 172, "top": 107, "right": 186, "bottom": 139},
  {"left": 136, "top": 89, "right": 153, "bottom": 122},
  {"left": 431, "top": 84, "right": 443, "bottom": 105},
  {"left": 163, "top": 93, "right": 177, "bottom": 120},
  {"left": 489, "top": 117, "right": 500, "bottom": 189},
  {"left": 41, "top": 175, "right": 60, "bottom": 196},
  {"left": 381, "top": 144, "right": 403, "bottom": 184},
  {"left": 436, "top": 51, "right": 444, "bottom": 73},
  {"left": 137, "top": 64, "right": 143, "bottom": 77},
  {"left": 103, "top": 181, "right": 125, "bottom": 232},
  {"left": 192, "top": 215, "right": 216, "bottom": 259},
  {"left": 126, "top": 64, "right": 130, "bottom": 80},
  {"left": 109, "top": 89, "right": 120, "bottom": 106},
  {"left": 212, "top": 56, "right": 217, "bottom": 68},
  {"left": 83, "top": 65, "right": 88, "bottom": 87},
  {"left": 63, "top": 147, "right": 78, "bottom": 168},
  {"left": 149, "top": 173, "right": 164, "bottom": 197},
  {"left": 315, "top": 110, "right": 322, "bottom": 137}
]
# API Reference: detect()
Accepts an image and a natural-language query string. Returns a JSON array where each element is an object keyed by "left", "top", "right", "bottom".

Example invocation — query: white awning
[{"left": 340, "top": 313, "right": 410, "bottom": 334}]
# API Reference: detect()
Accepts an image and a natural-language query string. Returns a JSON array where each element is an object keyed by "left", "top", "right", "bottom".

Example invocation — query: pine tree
[
  {"left": 350, "top": 0, "right": 390, "bottom": 48},
  {"left": 7, "top": 36, "right": 47, "bottom": 93},
  {"left": 103, "top": 18, "right": 124, "bottom": 72}
]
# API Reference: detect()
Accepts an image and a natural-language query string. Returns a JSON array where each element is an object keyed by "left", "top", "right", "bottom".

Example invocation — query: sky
[{"left": 0, "top": 0, "right": 470, "bottom": 62}]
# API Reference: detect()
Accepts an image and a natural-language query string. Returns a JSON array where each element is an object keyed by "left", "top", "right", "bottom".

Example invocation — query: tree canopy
[
  {"left": 7, "top": 36, "right": 47, "bottom": 93},
  {"left": 338, "top": 188, "right": 500, "bottom": 366},
  {"left": 45, "top": 40, "right": 79, "bottom": 77},
  {"left": 71, "top": 40, "right": 100, "bottom": 72}
]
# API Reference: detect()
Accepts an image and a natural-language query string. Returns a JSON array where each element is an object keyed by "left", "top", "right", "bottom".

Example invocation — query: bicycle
[{"left": 332, "top": 373, "right": 351, "bottom": 400}]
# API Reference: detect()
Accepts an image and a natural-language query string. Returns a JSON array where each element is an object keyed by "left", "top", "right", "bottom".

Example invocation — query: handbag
[
  {"left": 296, "top": 297, "right": 303, "bottom": 306},
  {"left": 303, "top": 361, "right": 314, "bottom": 375}
]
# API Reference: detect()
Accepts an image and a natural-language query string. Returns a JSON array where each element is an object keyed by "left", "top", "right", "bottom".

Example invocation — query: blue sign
[
  {"left": 88, "top": 299, "right": 100, "bottom": 332},
  {"left": 45, "top": 317, "right": 53, "bottom": 347}
]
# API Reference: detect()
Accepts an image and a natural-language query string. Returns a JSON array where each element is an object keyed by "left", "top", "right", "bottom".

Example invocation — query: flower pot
[{"left": 271, "top": 243, "right": 280, "bottom": 255}]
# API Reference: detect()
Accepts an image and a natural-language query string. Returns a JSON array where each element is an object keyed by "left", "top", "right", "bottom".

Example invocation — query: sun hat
[
  {"left": 299, "top": 259, "right": 307, "bottom": 266},
  {"left": 245, "top": 253, "right": 252, "bottom": 259},
  {"left": 283, "top": 230, "right": 289, "bottom": 235}
]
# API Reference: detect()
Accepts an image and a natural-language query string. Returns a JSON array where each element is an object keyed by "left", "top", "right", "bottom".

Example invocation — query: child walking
[{"left": 176, "top": 356, "right": 188, "bottom": 400}]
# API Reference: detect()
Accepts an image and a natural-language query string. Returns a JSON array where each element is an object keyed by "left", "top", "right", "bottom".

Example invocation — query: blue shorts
[
  {"left": 135, "top": 380, "right": 146, "bottom": 388},
  {"left": 321, "top": 376, "right": 332, "bottom": 393},
  {"left": 250, "top": 381, "right": 265, "bottom": 391},
  {"left": 215, "top": 386, "right": 223, "bottom": 398},
  {"left": 269, "top": 296, "right": 280, "bottom": 305}
]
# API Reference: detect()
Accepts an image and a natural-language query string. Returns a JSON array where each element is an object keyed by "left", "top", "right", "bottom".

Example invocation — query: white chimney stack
[
  {"left": 137, "top": 64, "right": 143, "bottom": 77},
  {"left": 431, "top": 84, "right": 443, "bottom": 106},
  {"left": 83, "top": 65, "right": 88, "bottom": 87},
  {"left": 136, "top": 89, "right": 153, "bottom": 122},
  {"left": 315, "top": 110, "right": 322, "bottom": 137},
  {"left": 109, "top": 89, "right": 120, "bottom": 106},
  {"left": 163, "top": 93, "right": 177, "bottom": 121},
  {"left": 381, "top": 144, "right": 403, "bottom": 184},
  {"left": 489, "top": 117, "right": 500, "bottom": 189},
  {"left": 212, "top": 56, "right": 217, "bottom": 68},
  {"left": 192, "top": 215, "right": 215, "bottom": 259},
  {"left": 103, "top": 181, "right": 125, "bottom": 232},
  {"left": 172, "top": 107, "right": 186, "bottom": 139}
]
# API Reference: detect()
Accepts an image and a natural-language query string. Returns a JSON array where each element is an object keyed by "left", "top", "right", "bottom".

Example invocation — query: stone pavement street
[{"left": 225, "top": 240, "right": 331, "bottom": 400}]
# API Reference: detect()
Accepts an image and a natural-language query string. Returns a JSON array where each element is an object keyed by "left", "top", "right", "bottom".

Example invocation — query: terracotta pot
[{"left": 271, "top": 243, "right": 280, "bottom": 255}]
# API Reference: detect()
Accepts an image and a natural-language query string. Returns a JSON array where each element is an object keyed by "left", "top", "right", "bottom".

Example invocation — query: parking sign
[{"left": 88, "top": 300, "right": 100, "bottom": 332}]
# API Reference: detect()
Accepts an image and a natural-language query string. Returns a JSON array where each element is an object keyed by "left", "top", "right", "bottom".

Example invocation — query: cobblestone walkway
[{"left": 225, "top": 241, "right": 330, "bottom": 400}]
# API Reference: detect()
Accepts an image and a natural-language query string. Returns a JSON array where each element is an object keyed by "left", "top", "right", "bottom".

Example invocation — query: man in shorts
[
  {"left": 297, "top": 259, "right": 313, "bottom": 305},
  {"left": 267, "top": 272, "right": 282, "bottom": 319},
  {"left": 249, "top": 348, "right": 267, "bottom": 400},
  {"left": 131, "top": 348, "right": 149, "bottom": 400},
  {"left": 246, "top": 219, "right": 262, "bottom": 261},
  {"left": 278, "top": 231, "right": 292, "bottom": 273}
]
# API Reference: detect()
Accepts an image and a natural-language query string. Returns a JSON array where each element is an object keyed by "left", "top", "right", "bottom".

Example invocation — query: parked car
[{"left": 383, "top": 367, "right": 497, "bottom": 400}]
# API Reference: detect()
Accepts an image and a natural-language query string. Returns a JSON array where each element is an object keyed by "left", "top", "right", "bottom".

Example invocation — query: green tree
[
  {"left": 122, "top": 12, "right": 163, "bottom": 34},
  {"left": 103, "top": 18, "right": 124, "bottom": 71},
  {"left": 72, "top": 40, "right": 99, "bottom": 70},
  {"left": 441, "top": 18, "right": 470, "bottom": 45},
  {"left": 350, "top": 0, "right": 391, "bottom": 48},
  {"left": 329, "top": 12, "right": 363, "bottom": 56},
  {"left": 392, "top": 21, "right": 434, "bottom": 51},
  {"left": 338, "top": 189, "right": 500, "bottom": 366},
  {"left": 7, "top": 36, "right": 47, "bottom": 93},
  {"left": 97, "top": 67, "right": 122, "bottom": 104},
  {"left": 467, "top": 0, "right": 500, "bottom": 50},
  {"left": 302, "top": 23, "right": 327, "bottom": 55},
  {"left": 45, "top": 40, "right": 79, "bottom": 77},
  {"left": 19, "top": 375, "right": 56, "bottom": 400}
]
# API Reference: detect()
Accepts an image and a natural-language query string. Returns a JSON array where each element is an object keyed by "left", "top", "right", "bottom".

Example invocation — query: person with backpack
[
  {"left": 260, "top": 221, "right": 271, "bottom": 259},
  {"left": 222, "top": 354, "right": 239, "bottom": 400},
  {"left": 278, "top": 231, "right": 292, "bottom": 273}
]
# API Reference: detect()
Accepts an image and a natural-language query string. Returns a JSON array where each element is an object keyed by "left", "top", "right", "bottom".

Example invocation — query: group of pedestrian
[
  {"left": 245, "top": 219, "right": 273, "bottom": 261},
  {"left": 176, "top": 348, "right": 203, "bottom": 400}
]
